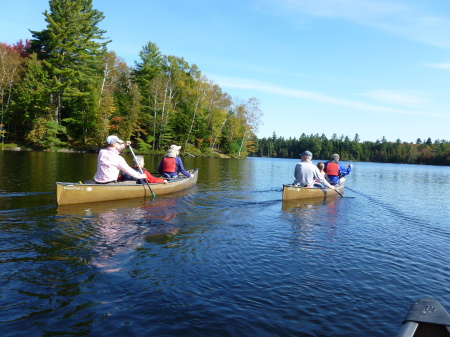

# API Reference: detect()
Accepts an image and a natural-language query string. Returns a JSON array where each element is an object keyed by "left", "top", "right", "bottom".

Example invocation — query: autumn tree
[{"left": 0, "top": 43, "right": 23, "bottom": 143}]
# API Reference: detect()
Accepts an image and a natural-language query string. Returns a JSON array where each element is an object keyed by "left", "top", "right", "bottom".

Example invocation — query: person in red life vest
[
  {"left": 122, "top": 155, "right": 167, "bottom": 184},
  {"left": 93, "top": 135, "right": 147, "bottom": 184},
  {"left": 157, "top": 144, "right": 194, "bottom": 179},
  {"left": 324, "top": 154, "right": 353, "bottom": 185},
  {"left": 294, "top": 151, "right": 334, "bottom": 189}
]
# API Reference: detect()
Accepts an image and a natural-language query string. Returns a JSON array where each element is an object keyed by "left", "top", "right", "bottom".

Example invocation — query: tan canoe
[
  {"left": 282, "top": 183, "right": 344, "bottom": 200},
  {"left": 56, "top": 169, "right": 198, "bottom": 205}
]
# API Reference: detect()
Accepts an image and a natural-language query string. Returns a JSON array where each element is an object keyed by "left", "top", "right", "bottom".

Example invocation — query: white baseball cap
[{"left": 106, "top": 135, "right": 124, "bottom": 144}]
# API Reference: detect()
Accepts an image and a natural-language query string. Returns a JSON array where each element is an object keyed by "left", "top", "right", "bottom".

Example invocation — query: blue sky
[{"left": 2, "top": 0, "right": 450, "bottom": 143}]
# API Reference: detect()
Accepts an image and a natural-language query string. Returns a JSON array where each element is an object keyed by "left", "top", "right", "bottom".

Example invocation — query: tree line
[
  {"left": 0, "top": 0, "right": 261, "bottom": 157},
  {"left": 250, "top": 133, "right": 450, "bottom": 166},
  {"left": 1, "top": 0, "right": 447, "bottom": 165}
]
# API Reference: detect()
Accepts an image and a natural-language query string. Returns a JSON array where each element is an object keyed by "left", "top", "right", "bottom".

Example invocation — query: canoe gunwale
[{"left": 397, "top": 298, "right": 450, "bottom": 337}]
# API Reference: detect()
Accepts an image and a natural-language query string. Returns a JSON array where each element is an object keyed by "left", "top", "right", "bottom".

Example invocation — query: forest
[
  {"left": 251, "top": 133, "right": 450, "bottom": 165},
  {"left": 0, "top": 0, "right": 261, "bottom": 158},
  {"left": 0, "top": 0, "right": 448, "bottom": 165}
]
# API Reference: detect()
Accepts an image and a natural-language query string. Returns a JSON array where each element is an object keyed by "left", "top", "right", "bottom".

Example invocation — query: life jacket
[
  {"left": 325, "top": 162, "right": 339, "bottom": 176},
  {"left": 161, "top": 157, "right": 176, "bottom": 173}
]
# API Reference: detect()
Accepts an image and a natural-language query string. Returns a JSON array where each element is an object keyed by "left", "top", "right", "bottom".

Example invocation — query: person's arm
[
  {"left": 294, "top": 164, "right": 300, "bottom": 178},
  {"left": 176, "top": 157, "right": 192, "bottom": 177},
  {"left": 339, "top": 164, "right": 353, "bottom": 176},
  {"left": 314, "top": 168, "right": 333, "bottom": 188},
  {"left": 117, "top": 141, "right": 131, "bottom": 152},
  {"left": 118, "top": 157, "right": 146, "bottom": 180}
]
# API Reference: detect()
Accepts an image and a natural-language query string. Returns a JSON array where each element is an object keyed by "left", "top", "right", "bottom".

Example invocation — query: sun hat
[
  {"left": 166, "top": 144, "right": 182, "bottom": 157},
  {"left": 106, "top": 135, "right": 124, "bottom": 145},
  {"left": 300, "top": 151, "right": 312, "bottom": 157}
]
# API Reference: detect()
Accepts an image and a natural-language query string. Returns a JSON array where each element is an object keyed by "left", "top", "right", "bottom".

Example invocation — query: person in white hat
[
  {"left": 157, "top": 144, "right": 193, "bottom": 179},
  {"left": 93, "top": 135, "right": 147, "bottom": 184}
]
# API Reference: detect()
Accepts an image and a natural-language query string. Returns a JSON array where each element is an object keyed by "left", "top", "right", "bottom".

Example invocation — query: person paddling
[
  {"left": 93, "top": 135, "right": 147, "bottom": 184},
  {"left": 294, "top": 151, "right": 334, "bottom": 189}
]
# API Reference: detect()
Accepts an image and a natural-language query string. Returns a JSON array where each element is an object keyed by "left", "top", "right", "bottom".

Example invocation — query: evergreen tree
[
  {"left": 28, "top": 0, "right": 110, "bottom": 138},
  {"left": 133, "top": 42, "right": 164, "bottom": 148},
  {"left": 11, "top": 53, "right": 51, "bottom": 143}
]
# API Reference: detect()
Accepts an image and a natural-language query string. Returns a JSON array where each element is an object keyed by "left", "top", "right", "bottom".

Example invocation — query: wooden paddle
[{"left": 128, "top": 145, "right": 156, "bottom": 199}]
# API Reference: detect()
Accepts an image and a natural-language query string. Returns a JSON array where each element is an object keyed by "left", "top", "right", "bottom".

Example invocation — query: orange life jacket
[
  {"left": 161, "top": 157, "right": 176, "bottom": 172},
  {"left": 325, "top": 162, "right": 339, "bottom": 176}
]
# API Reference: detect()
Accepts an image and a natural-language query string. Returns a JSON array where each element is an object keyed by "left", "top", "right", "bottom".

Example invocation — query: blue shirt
[{"left": 324, "top": 162, "right": 352, "bottom": 184}]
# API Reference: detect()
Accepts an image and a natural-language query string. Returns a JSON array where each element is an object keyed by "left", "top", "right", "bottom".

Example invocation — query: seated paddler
[
  {"left": 293, "top": 151, "right": 334, "bottom": 189},
  {"left": 122, "top": 155, "right": 167, "bottom": 184},
  {"left": 324, "top": 154, "right": 353, "bottom": 185},
  {"left": 157, "top": 144, "right": 193, "bottom": 179},
  {"left": 93, "top": 135, "right": 147, "bottom": 184}
]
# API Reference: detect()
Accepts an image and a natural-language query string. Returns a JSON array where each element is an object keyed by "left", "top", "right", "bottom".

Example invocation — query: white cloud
[
  {"left": 425, "top": 63, "right": 450, "bottom": 70},
  {"left": 362, "top": 90, "right": 427, "bottom": 108},
  {"left": 211, "top": 74, "right": 448, "bottom": 118}
]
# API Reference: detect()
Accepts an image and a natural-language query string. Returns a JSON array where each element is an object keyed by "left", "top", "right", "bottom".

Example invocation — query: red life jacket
[
  {"left": 161, "top": 157, "right": 176, "bottom": 172},
  {"left": 325, "top": 162, "right": 339, "bottom": 176}
]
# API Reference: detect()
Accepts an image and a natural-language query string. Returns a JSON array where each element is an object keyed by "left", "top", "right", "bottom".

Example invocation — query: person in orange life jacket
[
  {"left": 122, "top": 155, "right": 167, "bottom": 184},
  {"left": 157, "top": 144, "right": 194, "bottom": 179},
  {"left": 294, "top": 151, "right": 334, "bottom": 189},
  {"left": 93, "top": 135, "right": 147, "bottom": 184},
  {"left": 324, "top": 154, "right": 353, "bottom": 185}
]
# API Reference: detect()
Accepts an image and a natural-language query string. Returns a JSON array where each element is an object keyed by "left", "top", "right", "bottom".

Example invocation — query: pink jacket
[{"left": 94, "top": 145, "right": 143, "bottom": 183}]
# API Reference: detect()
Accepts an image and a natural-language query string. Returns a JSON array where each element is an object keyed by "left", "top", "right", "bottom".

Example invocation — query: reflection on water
[
  {"left": 56, "top": 197, "right": 182, "bottom": 272},
  {"left": 281, "top": 196, "right": 337, "bottom": 211},
  {"left": 281, "top": 197, "right": 341, "bottom": 247}
]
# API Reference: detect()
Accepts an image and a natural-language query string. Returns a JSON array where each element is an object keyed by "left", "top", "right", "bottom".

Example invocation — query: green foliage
[
  {"left": 137, "top": 139, "right": 152, "bottom": 153},
  {"left": 3, "top": 1, "right": 261, "bottom": 157},
  {"left": 0, "top": 142, "right": 18, "bottom": 149},
  {"left": 252, "top": 133, "right": 450, "bottom": 165},
  {"left": 26, "top": 118, "right": 67, "bottom": 148}
]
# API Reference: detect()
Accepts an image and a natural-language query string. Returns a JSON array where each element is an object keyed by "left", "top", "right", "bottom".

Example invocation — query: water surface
[{"left": 1, "top": 152, "right": 450, "bottom": 336}]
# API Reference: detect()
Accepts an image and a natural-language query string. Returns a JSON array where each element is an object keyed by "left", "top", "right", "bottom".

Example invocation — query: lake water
[{"left": 1, "top": 151, "right": 450, "bottom": 336}]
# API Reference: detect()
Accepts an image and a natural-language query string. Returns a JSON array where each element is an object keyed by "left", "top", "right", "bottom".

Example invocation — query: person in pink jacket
[{"left": 93, "top": 135, "right": 147, "bottom": 184}]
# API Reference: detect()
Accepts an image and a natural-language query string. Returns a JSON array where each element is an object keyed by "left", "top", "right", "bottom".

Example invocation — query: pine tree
[{"left": 28, "top": 0, "right": 110, "bottom": 137}]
